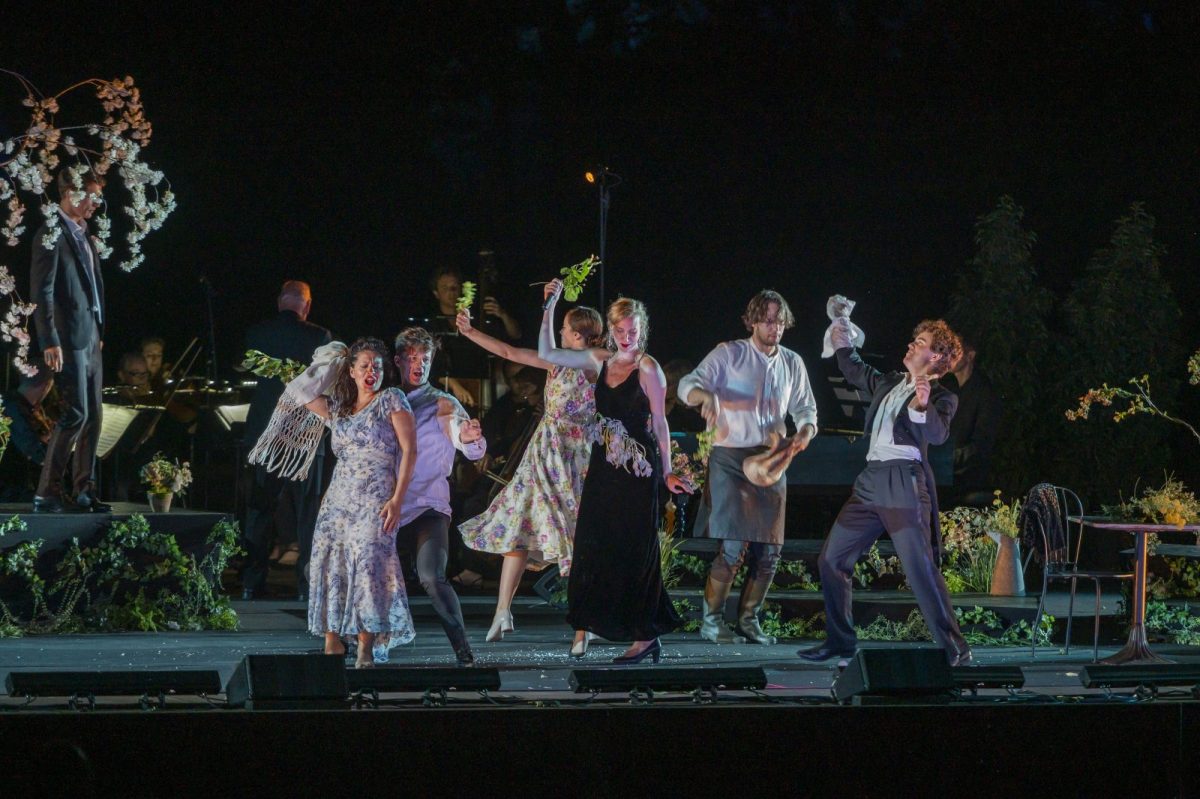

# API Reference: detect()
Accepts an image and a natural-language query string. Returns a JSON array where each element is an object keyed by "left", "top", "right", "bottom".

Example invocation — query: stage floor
[{"left": 3, "top": 592, "right": 1195, "bottom": 706}]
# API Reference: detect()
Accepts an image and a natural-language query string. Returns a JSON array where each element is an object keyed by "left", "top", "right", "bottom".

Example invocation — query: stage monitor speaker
[
  {"left": 346, "top": 666, "right": 501, "bottom": 694},
  {"left": 569, "top": 666, "right": 767, "bottom": 695},
  {"left": 1081, "top": 664, "right": 1200, "bottom": 690},
  {"left": 833, "top": 648, "right": 954, "bottom": 704},
  {"left": 225, "top": 654, "right": 348, "bottom": 709},
  {"left": 6, "top": 670, "right": 222, "bottom": 705}
]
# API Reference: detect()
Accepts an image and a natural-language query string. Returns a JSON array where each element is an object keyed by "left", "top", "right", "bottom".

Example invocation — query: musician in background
[
  {"left": 0, "top": 366, "right": 56, "bottom": 502},
  {"left": 140, "top": 336, "right": 168, "bottom": 398},
  {"left": 112, "top": 352, "right": 153, "bottom": 406},
  {"left": 241, "top": 280, "right": 332, "bottom": 601},
  {"left": 426, "top": 262, "right": 522, "bottom": 410},
  {"left": 678, "top": 290, "right": 817, "bottom": 645}
]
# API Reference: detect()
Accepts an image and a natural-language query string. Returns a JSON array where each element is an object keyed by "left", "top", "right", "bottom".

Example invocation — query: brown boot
[
  {"left": 700, "top": 574, "right": 745, "bottom": 644},
  {"left": 735, "top": 575, "right": 777, "bottom": 645}
]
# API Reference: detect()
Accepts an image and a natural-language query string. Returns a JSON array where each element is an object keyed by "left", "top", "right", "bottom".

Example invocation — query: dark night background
[{"left": 4, "top": 2, "right": 1198, "bottom": 451}]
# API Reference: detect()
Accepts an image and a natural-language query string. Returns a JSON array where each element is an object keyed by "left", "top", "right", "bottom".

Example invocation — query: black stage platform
[
  {"left": 0, "top": 502, "right": 230, "bottom": 549},
  {"left": 2, "top": 594, "right": 1199, "bottom": 796}
]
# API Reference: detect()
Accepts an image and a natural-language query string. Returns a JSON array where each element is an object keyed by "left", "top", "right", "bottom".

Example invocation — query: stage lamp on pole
[{"left": 585, "top": 166, "right": 621, "bottom": 310}]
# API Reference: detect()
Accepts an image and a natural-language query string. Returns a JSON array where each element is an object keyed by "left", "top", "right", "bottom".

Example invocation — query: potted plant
[
  {"left": 139, "top": 452, "right": 192, "bottom": 512},
  {"left": 939, "top": 491, "right": 1024, "bottom": 595}
]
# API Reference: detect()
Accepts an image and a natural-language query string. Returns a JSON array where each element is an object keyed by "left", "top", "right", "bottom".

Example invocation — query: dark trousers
[
  {"left": 241, "top": 462, "right": 322, "bottom": 594},
  {"left": 37, "top": 343, "right": 102, "bottom": 499},
  {"left": 817, "top": 460, "right": 967, "bottom": 655},
  {"left": 710, "top": 539, "right": 782, "bottom": 584},
  {"left": 396, "top": 510, "right": 468, "bottom": 649}
]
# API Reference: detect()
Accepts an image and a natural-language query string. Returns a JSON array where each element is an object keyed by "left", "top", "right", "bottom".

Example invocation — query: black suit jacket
[
  {"left": 243, "top": 310, "right": 333, "bottom": 445},
  {"left": 836, "top": 346, "right": 957, "bottom": 554},
  {"left": 30, "top": 215, "right": 105, "bottom": 352}
]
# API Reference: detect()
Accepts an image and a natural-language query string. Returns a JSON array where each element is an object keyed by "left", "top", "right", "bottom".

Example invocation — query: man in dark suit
[
  {"left": 800, "top": 318, "right": 973, "bottom": 666},
  {"left": 241, "top": 280, "right": 332, "bottom": 600},
  {"left": 30, "top": 169, "right": 109, "bottom": 513}
]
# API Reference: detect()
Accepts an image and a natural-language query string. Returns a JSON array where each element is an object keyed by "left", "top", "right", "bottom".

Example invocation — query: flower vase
[
  {"left": 148, "top": 491, "right": 173, "bottom": 513},
  {"left": 989, "top": 535, "right": 1025, "bottom": 596}
]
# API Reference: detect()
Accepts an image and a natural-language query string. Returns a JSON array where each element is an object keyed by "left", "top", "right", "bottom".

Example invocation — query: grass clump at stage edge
[{"left": 0, "top": 514, "right": 242, "bottom": 636}]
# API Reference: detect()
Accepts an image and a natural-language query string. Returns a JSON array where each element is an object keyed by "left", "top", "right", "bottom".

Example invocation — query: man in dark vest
[
  {"left": 30, "top": 169, "right": 108, "bottom": 513},
  {"left": 241, "top": 280, "right": 332, "bottom": 600},
  {"left": 799, "top": 318, "right": 972, "bottom": 666}
]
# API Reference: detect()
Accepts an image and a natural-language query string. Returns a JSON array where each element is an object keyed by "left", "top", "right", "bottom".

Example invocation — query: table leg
[{"left": 1101, "top": 530, "right": 1172, "bottom": 665}]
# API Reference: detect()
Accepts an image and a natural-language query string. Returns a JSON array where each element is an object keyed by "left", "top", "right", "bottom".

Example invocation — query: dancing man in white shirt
[
  {"left": 394, "top": 327, "right": 487, "bottom": 666},
  {"left": 798, "top": 317, "right": 972, "bottom": 666},
  {"left": 678, "top": 290, "right": 818, "bottom": 644}
]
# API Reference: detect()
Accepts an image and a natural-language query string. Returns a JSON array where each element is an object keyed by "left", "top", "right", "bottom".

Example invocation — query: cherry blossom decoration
[{"left": 1, "top": 70, "right": 175, "bottom": 377}]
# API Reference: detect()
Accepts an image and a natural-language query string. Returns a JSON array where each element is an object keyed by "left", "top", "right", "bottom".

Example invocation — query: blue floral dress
[
  {"left": 308, "top": 387, "right": 416, "bottom": 661},
  {"left": 459, "top": 366, "right": 594, "bottom": 575}
]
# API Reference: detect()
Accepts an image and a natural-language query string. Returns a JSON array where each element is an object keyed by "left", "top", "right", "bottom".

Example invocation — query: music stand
[{"left": 98, "top": 403, "right": 164, "bottom": 501}]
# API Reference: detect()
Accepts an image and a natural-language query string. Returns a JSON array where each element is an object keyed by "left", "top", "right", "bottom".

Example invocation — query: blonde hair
[{"left": 605, "top": 297, "right": 650, "bottom": 353}]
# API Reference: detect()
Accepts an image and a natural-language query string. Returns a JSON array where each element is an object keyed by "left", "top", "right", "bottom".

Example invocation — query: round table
[{"left": 1071, "top": 516, "right": 1200, "bottom": 664}]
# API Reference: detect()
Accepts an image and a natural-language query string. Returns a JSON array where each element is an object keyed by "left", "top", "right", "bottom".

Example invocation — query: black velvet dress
[{"left": 566, "top": 361, "right": 680, "bottom": 640}]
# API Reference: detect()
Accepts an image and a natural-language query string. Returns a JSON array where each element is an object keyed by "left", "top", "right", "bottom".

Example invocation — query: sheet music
[{"left": 97, "top": 403, "right": 163, "bottom": 458}]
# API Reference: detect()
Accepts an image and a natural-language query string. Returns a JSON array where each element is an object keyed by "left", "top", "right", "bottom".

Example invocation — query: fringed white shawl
[
  {"left": 590, "top": 414, "right": 653, "bottom": 478},
  {"left": 247, "top": 341, "right": 348, "bottom": 480}
]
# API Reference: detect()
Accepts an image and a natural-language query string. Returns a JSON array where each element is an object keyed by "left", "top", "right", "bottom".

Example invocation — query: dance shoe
[
  {"left": 613, "top": 639, "right": 662, "bottom": 665},
  {"left": 75, "top": 492, "right": 112, "bottom": 513},
  {"left": 569, "top": 632, "right": 597, "bottom": 658},
  {"left": 486, "top": 609, "right": 515, "bottom": 643},
  {"left": 948, "top": 648, "right": 974, "bottom": 667},
  {"left": 32, "top": 495, "right": 65, "bottom": 513}
]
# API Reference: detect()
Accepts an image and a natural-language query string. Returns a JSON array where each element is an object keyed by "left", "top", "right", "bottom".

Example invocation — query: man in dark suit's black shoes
[
  {"left": 33, "top": 495, "right": 66, "bottom": 513},
  {"left": 797, "top": 644, "right": 856, "bottom": 662},
  {"left": 74, "top": 492, "right": 112, "bottom": 513}
]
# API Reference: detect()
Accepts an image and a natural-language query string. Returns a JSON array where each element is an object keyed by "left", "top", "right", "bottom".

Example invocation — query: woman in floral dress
[
  {"left": 456, "top": 284, "right": 604, "bottom": 643},
  {"left": 305, "top": 337, "right": 417, "bottom": 668}
]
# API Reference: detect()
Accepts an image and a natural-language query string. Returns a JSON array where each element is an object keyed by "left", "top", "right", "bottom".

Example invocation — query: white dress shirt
[
  {"left": 398, "top": 383, "right": 486, "bottom": 527},
  {"left": 677, "top": 339, "right": 818, "bottom": 448},
  {"left": 865, "top": 375, "right": 924, "bottom": 462}
]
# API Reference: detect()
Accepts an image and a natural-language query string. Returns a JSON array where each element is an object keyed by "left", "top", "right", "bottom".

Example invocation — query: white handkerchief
[{"left": 822, "top": 294, "right": 865, "bottom": 358}]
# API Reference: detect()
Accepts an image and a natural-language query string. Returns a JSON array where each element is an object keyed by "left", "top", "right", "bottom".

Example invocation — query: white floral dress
[
  {"left": 459, "top": 366, "right": 595, "bottom": 575},
  {"left": 308, "top": 387, "right": 416, "bottom": 661}
]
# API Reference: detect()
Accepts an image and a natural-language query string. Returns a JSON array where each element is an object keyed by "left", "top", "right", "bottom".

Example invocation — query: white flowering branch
[{"left": 0, "top": 70, "right": 174, "bottom": 377}]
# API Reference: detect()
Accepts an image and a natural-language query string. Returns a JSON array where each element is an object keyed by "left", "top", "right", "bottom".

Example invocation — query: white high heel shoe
[
  {"left": 569, "top": 631, "right": 596, "bottom": 658},
  {"left": 486, "top": 609, "right": 515, "bottom": 643}
]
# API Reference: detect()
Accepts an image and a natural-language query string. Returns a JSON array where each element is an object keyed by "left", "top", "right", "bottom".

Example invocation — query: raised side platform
[{"left": 0, "top": 503, "right": 230, "bottom": 550}]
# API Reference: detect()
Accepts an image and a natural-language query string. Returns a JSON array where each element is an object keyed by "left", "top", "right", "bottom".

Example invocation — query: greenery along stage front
[{"left": 0, "top": 514, "right": 241, "bottom": 636}]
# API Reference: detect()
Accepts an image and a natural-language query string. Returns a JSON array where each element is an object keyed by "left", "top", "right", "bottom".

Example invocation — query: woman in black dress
[{"left": 538, "top": 281, "right": 693, "bottom": 663}]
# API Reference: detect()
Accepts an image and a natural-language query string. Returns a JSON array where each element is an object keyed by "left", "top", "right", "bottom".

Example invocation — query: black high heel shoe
[{"left": 612, "top": 639, "right": 661, "bottom": 665}]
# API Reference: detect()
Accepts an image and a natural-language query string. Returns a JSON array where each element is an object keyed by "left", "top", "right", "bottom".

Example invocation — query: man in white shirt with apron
[{"left": 679, "top": 290, "right": 818, "bottom": 645}]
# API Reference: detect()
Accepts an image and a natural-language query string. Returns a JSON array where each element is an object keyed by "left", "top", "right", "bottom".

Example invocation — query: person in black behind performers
[
  {"left": 0, "top": 366, "right": 56, "bottom": 502},
  {"left": 662, "top": 358, "right": 706, "bottom": 433},
  {"left": 799, "top": 317, "right": 973, "bottom": 666},
  {"left": 30, "top": 168, "right": 108, "bottom": 514},
  {"left": 944, "top": 338, "right": 1002, "bottom": 506},
  {"left": 241, "top": 280, "right": 332, "bottom": 600}
]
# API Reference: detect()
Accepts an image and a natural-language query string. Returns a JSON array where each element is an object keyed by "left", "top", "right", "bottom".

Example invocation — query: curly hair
[
  {"left": 331, "top": 337, "right": 389, "bottom": 417},
  {"left": 566, "top": 306, "right": 605, "bottom": 348},
  {"left": 742, "top": 289, "right": 795, "bottom": 332},
  {"left": 605, "top": 297, "right": 650, "bottom": 353},
  {"left": 912, "top": 319, "right": 963, "bottom": 377},
  {"left": 393, "top": 326, "right": 440, "bottom": 357}
]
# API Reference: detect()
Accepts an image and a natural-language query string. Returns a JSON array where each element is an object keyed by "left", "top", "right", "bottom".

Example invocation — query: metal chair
[{"left": 1029, "top": 485, "right": 1134, "bottom": 662}]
